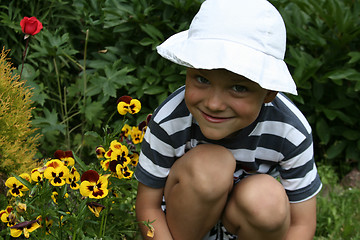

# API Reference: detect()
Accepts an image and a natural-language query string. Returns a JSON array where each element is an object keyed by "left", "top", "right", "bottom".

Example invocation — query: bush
[
  {"left": 0, "top": 48, "right": 40, "bottom": 177},
  {"left": 271, "top": 0, "right": 360, "bottom": 176}
]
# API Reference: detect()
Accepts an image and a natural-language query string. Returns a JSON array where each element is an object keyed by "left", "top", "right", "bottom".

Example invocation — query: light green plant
[{"left": 0, "top": 47, "right": 40, "bottom": 176}]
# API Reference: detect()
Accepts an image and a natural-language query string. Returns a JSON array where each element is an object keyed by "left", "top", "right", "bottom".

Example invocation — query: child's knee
[
  {"left": 225, "top": 174, "right": 290, "bottom": 233},
  {"left": 169, "top": 144, "right": 236, "bottom": 200}
]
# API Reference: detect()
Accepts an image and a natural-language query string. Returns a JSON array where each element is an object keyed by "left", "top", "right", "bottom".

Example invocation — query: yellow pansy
[{"left": 44, "top": 160, "right": 70, "bottom": 186}]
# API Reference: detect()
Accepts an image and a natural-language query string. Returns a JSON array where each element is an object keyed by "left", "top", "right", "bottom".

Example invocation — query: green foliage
[
  {"left": 316, "top": 188, "right": 360, "bottom": 240},
  {"left": 0, "top": 0, "right": 202, "bottom": 161},
  {"left": 0, "top": 48, "right": 40, "bottom": 176},
  {"left": 2, "top": 0, "right": 359, "bottom": 173},
  {"left": 315, "top": 164, "right": 360, "bottom": 239},
  {"left": 271, "top": 0, "right": 360, "bottom": 175},
  {"left": 317, "top": 163, "right": 339, "bottom": 187}
]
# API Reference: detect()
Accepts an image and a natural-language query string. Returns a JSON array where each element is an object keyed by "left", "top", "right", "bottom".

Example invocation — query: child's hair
[{"left": 157, "top": 0, "right": 297, "bottom": 95}]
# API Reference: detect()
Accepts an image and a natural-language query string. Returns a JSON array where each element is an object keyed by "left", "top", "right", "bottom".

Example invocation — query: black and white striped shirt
[{"left": 135, "top": 86, "right": 322, "bottom": 203}]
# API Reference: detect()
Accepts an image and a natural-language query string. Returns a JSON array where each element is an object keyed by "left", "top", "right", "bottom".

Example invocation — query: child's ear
[{"left": 264, "top": 91, "right": 278, "bottom": 103}]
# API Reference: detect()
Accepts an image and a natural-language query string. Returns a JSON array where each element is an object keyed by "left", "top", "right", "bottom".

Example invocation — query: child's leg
[
  {"left": 164, "top": 144, "right": 236, "bottom": 240},
  {"left": 222, "top": 174, "right": 291, "bottom": 240}
]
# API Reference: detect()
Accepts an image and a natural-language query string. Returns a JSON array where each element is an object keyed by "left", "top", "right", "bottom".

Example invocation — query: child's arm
[
  {"left": 285, "top": 196, "right": 317, "bottom": 240},
  {"left": 136, "top": 182, "right": 173, "bottom": 240}
]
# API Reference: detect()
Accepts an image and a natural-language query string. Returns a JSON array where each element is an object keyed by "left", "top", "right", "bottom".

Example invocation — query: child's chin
[{"left": 201, "top": 128, "right": 233, "bottom": 141}]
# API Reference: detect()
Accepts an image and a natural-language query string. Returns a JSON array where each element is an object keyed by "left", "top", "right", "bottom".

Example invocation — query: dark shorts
[{"left": 202, "top": 221, "right": 238, "bottom": 240}]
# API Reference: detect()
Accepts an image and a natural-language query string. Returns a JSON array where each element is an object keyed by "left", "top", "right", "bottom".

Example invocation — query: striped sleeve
[
  {"left": 274, "top": 94, "right": 322, "bottom": 203},
  {"left": 279, "top": 135, "right": 322, "bottom": 203},
  {"left": 134, "top": 124, "right": 173, "bottom": 188},
  {"left": 134, "top": 86, "right": 190, "bottom": 188}
]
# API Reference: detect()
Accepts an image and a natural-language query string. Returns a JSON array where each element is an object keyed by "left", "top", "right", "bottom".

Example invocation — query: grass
[
  {"left": 315, "top": 164, "right": 360, "bottom": 239},
  {"left": 315, "top": 187, "right": 360, "bottom": 239}
]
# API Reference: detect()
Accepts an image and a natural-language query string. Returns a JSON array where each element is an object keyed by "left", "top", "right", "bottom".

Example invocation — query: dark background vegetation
[{"left": 1, "top": 0, "right": 360, "bottom": 238}]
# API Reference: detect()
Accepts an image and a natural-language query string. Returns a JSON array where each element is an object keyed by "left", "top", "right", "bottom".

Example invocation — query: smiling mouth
[{"left": 200, "top": 111, "right": 232, "bottom": 123}]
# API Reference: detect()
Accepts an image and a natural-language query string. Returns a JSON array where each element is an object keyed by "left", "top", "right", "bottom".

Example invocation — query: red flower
[
  {"left": 80, "top": 170, "right": 100, "bottom": 183},
  {"left": 138, "top": 113, "right": 152, "bottom": 131},
  {"left": 20, "top": 17, "right": 43, "bottom": 36}
]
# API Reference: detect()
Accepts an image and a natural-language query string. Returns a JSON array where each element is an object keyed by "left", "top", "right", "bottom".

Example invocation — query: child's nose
[{"left": 204, "top": 89, "right": 227, "bottom": 111}]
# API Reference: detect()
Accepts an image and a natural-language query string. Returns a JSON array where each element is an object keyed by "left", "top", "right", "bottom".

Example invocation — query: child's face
[{"left": 185, "top": 68, "right": 277, "bottom": 140}]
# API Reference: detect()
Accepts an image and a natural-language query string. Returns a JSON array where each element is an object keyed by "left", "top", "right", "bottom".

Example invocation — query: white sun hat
[{"left": 156, "top": 0, "right": 297, "bottom": 95}]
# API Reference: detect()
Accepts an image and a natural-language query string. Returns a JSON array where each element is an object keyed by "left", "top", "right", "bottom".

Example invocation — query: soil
[{"left": 341, "top": 168, "right": 360, "bottom": 189}]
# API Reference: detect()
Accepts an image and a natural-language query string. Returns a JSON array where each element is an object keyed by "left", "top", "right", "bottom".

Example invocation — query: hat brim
[{"left": 157, "top": 30, "right": 297, "bottom": 95}]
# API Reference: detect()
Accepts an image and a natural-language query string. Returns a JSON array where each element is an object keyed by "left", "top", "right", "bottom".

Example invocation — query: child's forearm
[
  {"left": 136, "top": 183, "right": 173, "bottom": 239},
  {"left": 137, "top": 208, "right": 173, "bottom": 240}
]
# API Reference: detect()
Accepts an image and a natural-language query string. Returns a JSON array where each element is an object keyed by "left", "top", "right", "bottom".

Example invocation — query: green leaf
[
  {"left": 86, "top": 60, "right": 111, "bottom": 69},
  {"left": 139, "top": 37, "right": 155, "bottom": 46},
  {"left": 13, "top": 174, "right": 33, "bottom": 191},
  {"left": 355, "top": 81, "right": 360, "bottom": 92},
  {"left": 143, "top": 86, "right": 166, "bottom": 95},
  {"left": 326, "top": 140, "right": 347, "bottom": 159},
  {"left": 140, "top": 24, "right": 164, "bottom": 41},
  {"left": 113, "top": 23, "right": 134, "bottom": 33},
  {"left": 73, "top": 152, "right": 88, "bottom": 172},
  {"left": 84, "top": 131, "right": 102, "bottom": 139},
  {"left": 156, "top": 92, "right": 169, "bottom": 104},
  {"left": 348, "top": 52, "right": 360, "bottom": 64},
  {"left": 59, "top": 183, "right": 68, "bottom": 198},
  {"left": 316, "top": 118, "right": 330, "bottom": 145},
  {"left": 84, "top": 101, "right": 104, "bottom": 123},
  {"left": 32, "top": 108, "right": 66, "bottom": 134},
  {"left": 322, "top": 109, "right": 337, "bottom": 121},
  {"left": 327, "top": 69, "right": 360, "bottom": 81},
  {"left": 312, "top": 81, "right": 324, "bottom": 101},
  {"left": 323, "top": 109, "right": 355, "bottom": 124},
  {"left": 103, "top": 80, "right": 117, "bottom": 97},
  {"left": 17, "top": 63, "right": 37, "bottom": 81},
  {"left": 164, "top": 74, "right": 184, "bottom": 83},
  {"left": 342, "top": 129, "right": 360, "bottom": 141},
  {"left": 24, "top": 80, "right": 48, "bottom": 106},
  {"left": 346, "top": 143, "right": 360, "bottom": 162}
]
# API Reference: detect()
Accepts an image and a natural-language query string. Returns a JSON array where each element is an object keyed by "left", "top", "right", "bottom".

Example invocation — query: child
[{"left": 135, "top": 0, "right": 322, "bottom": 239}]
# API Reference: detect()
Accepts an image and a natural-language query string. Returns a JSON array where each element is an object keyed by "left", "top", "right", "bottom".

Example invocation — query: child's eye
[
  {"left": 196, "top": 76, "right": 210, "bottom": 84},
  {"left": 232, "top": 85, "right": 248, "bottom": 93}
]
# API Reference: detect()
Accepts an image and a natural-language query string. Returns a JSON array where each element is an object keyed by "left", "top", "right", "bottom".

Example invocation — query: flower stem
[
  {"left": 99, "top": 197, "right": 109, "bottom": 238},
  {"left": 102, "top": 208, "right": 108, "bottom": 237},
  {"left": 19, "top": 36, "right": 30, "bottom": 80},
  {"left": 99, "top": 208, "right": 105, "bottom": 237},
  {"left": 79, "top": 29, "right": 89, "bottom": 158},
  {"left": 53, "top": 57, "right": 64, "bottom": 118},
  {"left": 82, "top": 29, "right": 89, "bottom": 110},
  {"left": 105, "top": 110, "right": 118, "bottom": 126}
]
